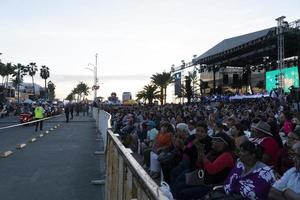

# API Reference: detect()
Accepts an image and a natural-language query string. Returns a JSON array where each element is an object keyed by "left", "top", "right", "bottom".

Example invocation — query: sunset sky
[{"left": 0, "top": 0, "right": 299, "bottom": 100}]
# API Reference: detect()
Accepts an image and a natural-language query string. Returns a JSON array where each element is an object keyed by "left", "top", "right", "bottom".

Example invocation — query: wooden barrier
[{"left": 105, "top": 130, "right": 169, "bottom": 200}]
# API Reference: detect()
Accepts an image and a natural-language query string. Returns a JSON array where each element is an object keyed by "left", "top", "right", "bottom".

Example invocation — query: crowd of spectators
[{"left": 102, "top": 97, "right": 300, "bottom": 200}]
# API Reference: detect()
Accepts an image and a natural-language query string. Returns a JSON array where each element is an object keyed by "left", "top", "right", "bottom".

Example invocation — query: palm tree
[
  {"left": 75, "top": 82, "right": 90, "bottom": 101},
  {"left": 66, "top": 93, "right": 74, "bottom": 101},
  {"left": 0, "top": 62, "right": 6, "bottom": 85},
  {"left": 5, "top": 63, "right": 15, "bottom": 89},
  {"left": 188, "top": 71, "right": 200, "bottom": 98},
  {"left": 47, "top": 81, "right": 55, "bottom": 101},
  {"left": 12, "top": 63, "right": 27, "bottom": 103},
  {"left": 136, "top": 84, "right": 159, "bottom": 104},
  {"left": 151, "top": 72, "right": 173, "bottom": 105},
  {"left": 27, "top": 62, "right": 38, "bottom": 99},
  {"left": 40, "top": 65, "right": 50, "bottom": 99},
  {"left": 71, "top": 88, "right": 79, "bottom": 101}
]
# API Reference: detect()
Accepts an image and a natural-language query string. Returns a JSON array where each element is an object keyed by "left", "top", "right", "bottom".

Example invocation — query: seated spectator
[
  {"left": 276, "top": 129, "right": 300, "bottom": 176},
  {"left": 171, "top": 132, "right": 235, "bottom": 200},
  {"left": 222, "top": 141, "right": 276, "bottom": 200},
  {"left": 251, "top": 121, "right": 280, "bottom": 166},
  {"left": 149, "top": 122, "right": 174, "bottom": 179},
  {"left": 141, "top": 120, "right": 158, "bottom": 168},
  {"left": 229, "top": 123, "right": 248, "bottom": 149},
  {"left": 170, "top": 122, "right": 212, "bottom": 184},
  {"left": 268, "top": 142, "right": 300, "bottom": 200},
  {"left": 187, "top": 120, "right": 196, "bottom": 135},
  {"left": 279, "top": 111, "right": 294, "bottom": 136}
]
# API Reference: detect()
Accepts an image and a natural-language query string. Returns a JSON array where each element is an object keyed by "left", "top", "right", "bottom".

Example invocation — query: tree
[
  {"left": 48, "top": 81, "right": 55, "bottom": 101},
  {"left": 0, "top": 62, "right": 6, "bottom": 85},
  {"left": 26, "top": 62, "right": 38, "bottom": 99},
  {"left": 136, "top": 84, "right": 159, "bottom": 104},
  {"left": 66, "top": 93, "right": 74, "bottom": 101},
  {"left": 151, "top": 72, "right": 173, "bottom": 105},
  {"left": 12, "top": 63, "right": 27, "bottom": 103},
  {"left": 75, "top": 82, "right": 90, "bottom": 101},
  {"left": 71, "top": 88, "right": 79, "bottom": 101},
  {"left": 40, "top": 65, "right": 50, "bottom": 99}
]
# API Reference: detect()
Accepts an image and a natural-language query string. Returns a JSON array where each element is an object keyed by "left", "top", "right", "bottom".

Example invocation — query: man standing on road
[
  {"left": 34, "top": 103, "right": 44, "bottom": 132},
  {"left": 70, "top": 102, "right": 74, "bottom": 120},
  {"left": 65, "top": 103, "right": 70, "bottom": 123}
]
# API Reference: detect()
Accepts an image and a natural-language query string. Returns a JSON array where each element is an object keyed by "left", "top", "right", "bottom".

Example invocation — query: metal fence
[{"left": 95, "top": 109, "right": 168, "bottom": 200}]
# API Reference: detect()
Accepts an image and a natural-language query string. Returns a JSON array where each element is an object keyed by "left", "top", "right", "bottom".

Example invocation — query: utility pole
[{"left": 94, "top": 53, "right": 98, "bottom": 100}]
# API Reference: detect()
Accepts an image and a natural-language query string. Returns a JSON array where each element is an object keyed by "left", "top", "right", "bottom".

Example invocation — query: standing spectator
[
  {"left": 70, "top": 102, "right": 74, "bottom": 120},
  {"left": 75, "top": 103, "right": 80, "bottom": 116},
  {"left": 65, "top": 103, "right": 70, "bottom": 123},
  {"left": 34, "top": 103, "right": 44, "bottom": 132}
]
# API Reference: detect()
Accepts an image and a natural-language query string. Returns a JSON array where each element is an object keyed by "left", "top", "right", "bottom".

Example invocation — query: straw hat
[{"left": 251, "top": 121, "right": 272, "bottom": 136}]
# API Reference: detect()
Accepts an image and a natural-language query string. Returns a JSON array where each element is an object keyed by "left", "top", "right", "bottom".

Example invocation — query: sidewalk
[{"left": 0, "top": 114, "right": 104, "bottom": 200}]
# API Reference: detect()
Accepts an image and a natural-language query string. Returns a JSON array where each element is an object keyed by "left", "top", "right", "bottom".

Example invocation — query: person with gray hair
[{"left": 269, "top": 142, "right": 300, "bottom": 200}]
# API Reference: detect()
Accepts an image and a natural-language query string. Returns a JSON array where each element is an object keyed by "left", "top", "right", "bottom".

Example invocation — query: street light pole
[
  {"left": 95, "top": 53, "right": 98, "bottom": 100},
  {"left": 87, "top": 53, "right": 99, "bottom": 101}
]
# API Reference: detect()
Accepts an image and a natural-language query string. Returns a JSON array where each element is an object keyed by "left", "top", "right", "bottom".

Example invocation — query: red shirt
[{"left": 259, "top": 137, "right": 280, "bottom": 166}]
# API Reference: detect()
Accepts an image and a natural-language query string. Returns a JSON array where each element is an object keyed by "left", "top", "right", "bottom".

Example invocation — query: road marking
[
  {"left": 94, "top": 151, "right": 105, "bottom": 155},
  {"left": 91, "top": 180, "right": 105, "bottom": 185},
  {"left": 29, "top": 138, "right": 37, "bottom": 143},
  {"left": 45, "top": 130, "right": 49, "bottom": 134},
  {"left": 16, "top": 144, "right": 27, "bottom": 149},
  {"left": 39, "top": 134, "right": 44, "bottom": 138},
  {"left": 0, "top": 151, "right": 13, "bottom": 158},
  {"left": 50, "top": 128, "right": 54, "bottom": 131}
]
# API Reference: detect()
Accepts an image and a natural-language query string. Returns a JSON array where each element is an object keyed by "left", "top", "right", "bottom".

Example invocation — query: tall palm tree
[
  {"left": 71, "top": 88, "right": 79, "bottom": 101},
  {"left": 47, "top": 81, "right": 55, "bottom": 101},
  {"left": 0, "top": 62, "right": 6, "bottom": 85},
  {"left": 136, "top": 84, "right": 159, "bottom": 104},
  {"left": 66, "top": 93, "right": 74, "bottom": 101},
  {"left": 76, "top": 82, "right": 90, "bottom": 101},
  {"left": 151, "top": 72, "right": 173, "bottom": 105},
  {"left": 27, "top": 62, "right": 38, "bottom": 99},
  {"left": 5, "top": 63, "right": 15, "bottom": 89},
  {"left": 12, "top": 63, "right": 27, "bottom": 103},
  {"left": 40, "top": 65, "right": 50, "bottom": 99},
  {"left": 188, "top": 71, "right": 200, "bottom": 98}
]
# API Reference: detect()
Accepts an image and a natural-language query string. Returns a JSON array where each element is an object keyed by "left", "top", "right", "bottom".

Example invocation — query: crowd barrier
[{"left": 96, "top": 109, "right": 168, "bottom": 200}]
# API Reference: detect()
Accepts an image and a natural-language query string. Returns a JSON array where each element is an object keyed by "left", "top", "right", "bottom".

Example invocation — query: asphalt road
[{"left": 0, "top": 114, "right": 105, "bottom": 200}]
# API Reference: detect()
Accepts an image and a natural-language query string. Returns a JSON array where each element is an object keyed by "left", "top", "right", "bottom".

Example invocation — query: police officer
[{"left": 34, "top": 102, "right": 45, "bottom": 132}]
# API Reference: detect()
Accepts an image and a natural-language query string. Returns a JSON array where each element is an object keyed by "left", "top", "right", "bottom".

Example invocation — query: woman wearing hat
[
  {"left": 171, "top": 132, "right": 235, "bottom": 200},
  {"left": 251, "top": 121, "right": 280, "bottom": 166}
]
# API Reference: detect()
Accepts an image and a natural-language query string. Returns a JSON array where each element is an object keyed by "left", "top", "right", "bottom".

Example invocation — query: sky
[{"left": 0, "top": 0, "right": 299, "bottom": 101}]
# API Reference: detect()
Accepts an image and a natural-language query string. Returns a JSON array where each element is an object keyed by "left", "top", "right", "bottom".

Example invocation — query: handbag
[
  {"left": 159, "top": 181, "right": 174, "bottom": 200},
  {"left": 185, "top": 169, "right": 205, "bottom": 186}
]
